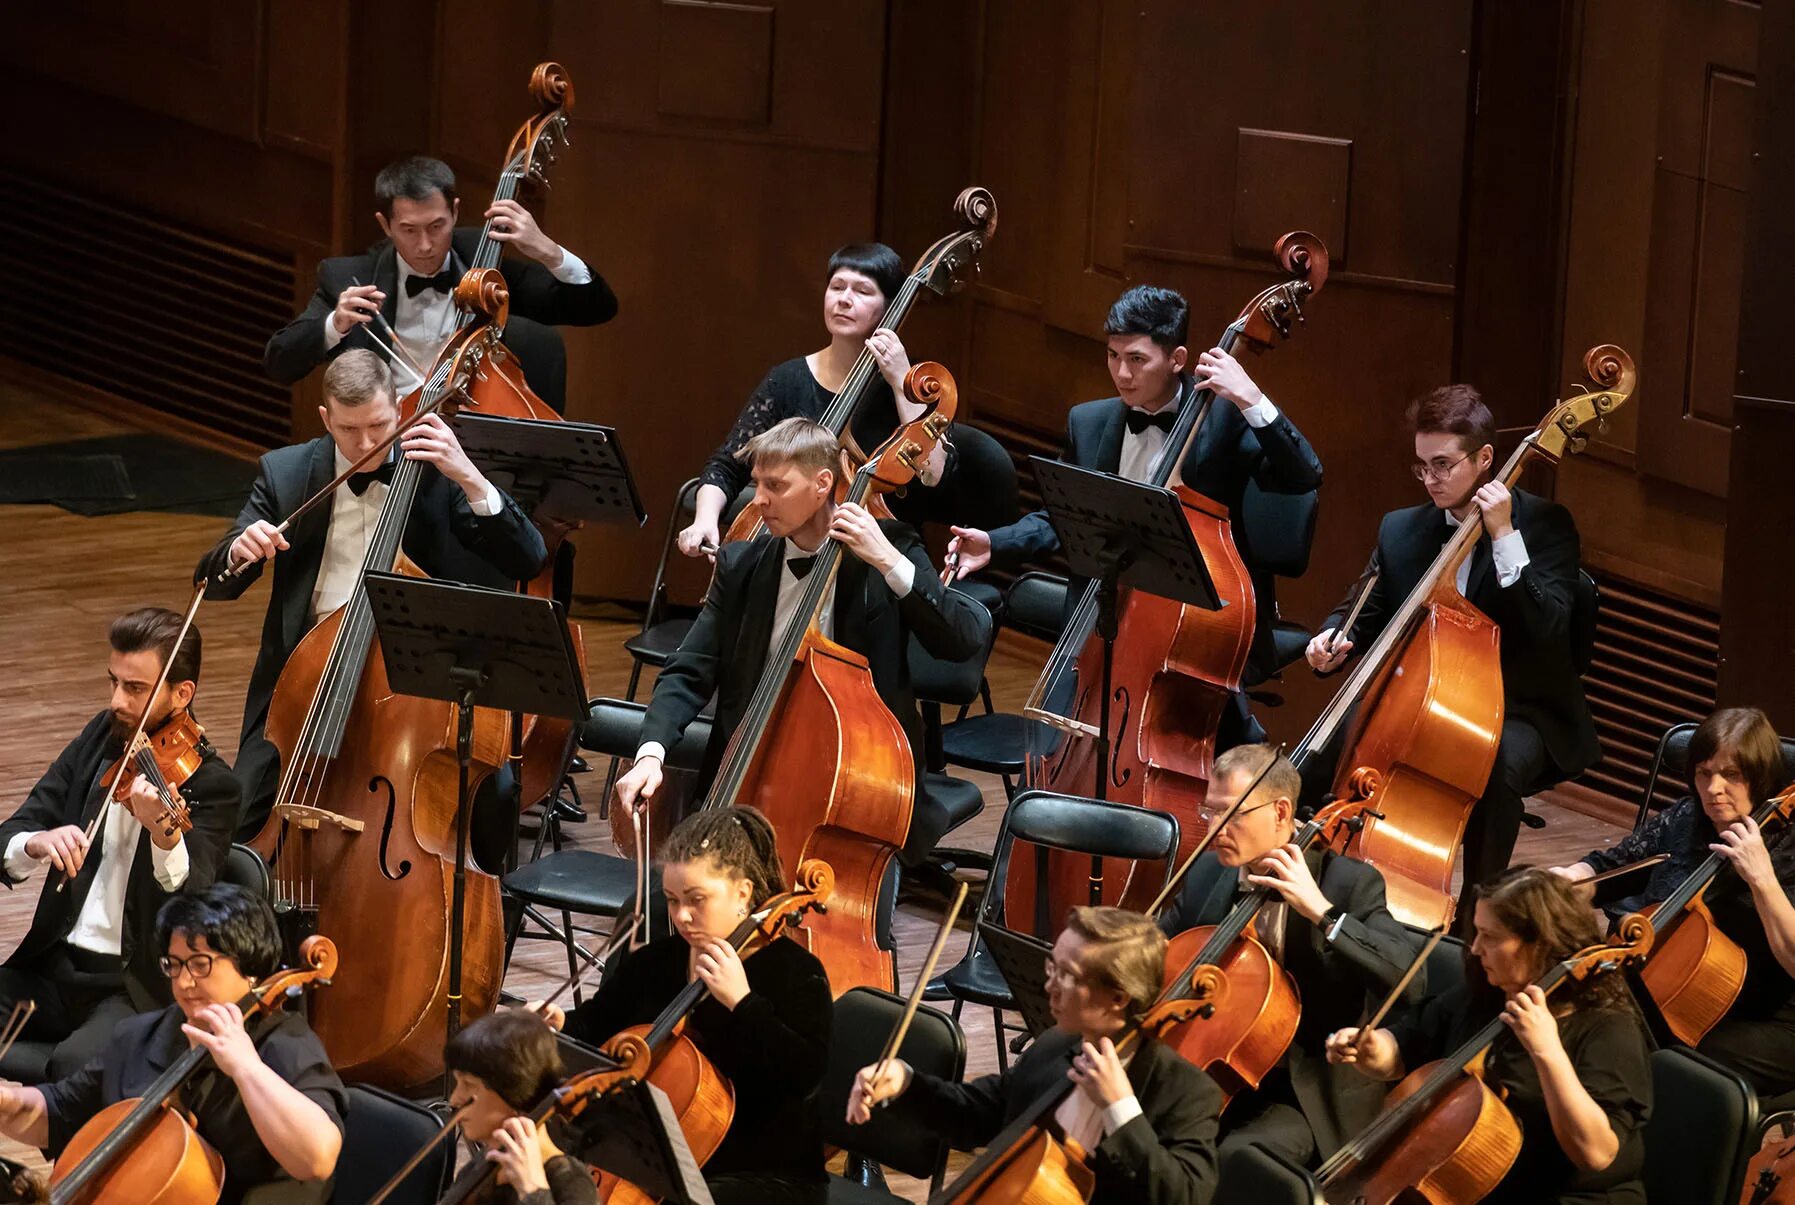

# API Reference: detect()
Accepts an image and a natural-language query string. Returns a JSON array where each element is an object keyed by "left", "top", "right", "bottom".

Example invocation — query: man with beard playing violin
[
  {"left": 1154, "top": 744, "right": 1426, "bottom": 1167},
  {"left": 0, "top": 607, "right": 238, "bottom": 1083}
]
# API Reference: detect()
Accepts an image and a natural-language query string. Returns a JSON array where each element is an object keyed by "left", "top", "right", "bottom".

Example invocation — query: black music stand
[
  {"left": 363, "top": 573, "right": 586, "bottom": 1069},
  {"left": 451, "top": 412, "right": 646, "bottom": 528},
  {"left": 978, "top": 921, "right": 1056, "bottom": 1038},
  {"left": 561, "top": 1079, "right": 714, "bottom": 1204},
  {"left": 1031, "top": 457, "right": 1221, "bottom": 807}
]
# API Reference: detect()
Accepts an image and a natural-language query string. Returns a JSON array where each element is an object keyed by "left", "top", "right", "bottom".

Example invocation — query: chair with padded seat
[
  {"left": 933, "top": 791, "right": 1180, "bottom": 1068},
  {"left": 220, "top": 841, "right": 269, "bottom": 898},
  {"left": 903, "top": 594, "right": 996, "bottom": 888},
  {"left": 1633, "top": 720, "right": 1795, "bottom": 833},
  {"left": 1641, "top": 1046, "right": 1757, "bottom": 1205},
  {"left": 1513, "top": 569, "right": 1601, "bottom": 831},
  {"left": 619, "top": 477, "right": 702, "bottom": 705},
  {"left": 819, "top": 986, "right": 967, "bottom": 1199},
  {"left": 1236, "top": 480, "right": 1320, "bottom": 707},
  {"left": 330, "top": 1084, "right": 455, "bottom": 1204}
]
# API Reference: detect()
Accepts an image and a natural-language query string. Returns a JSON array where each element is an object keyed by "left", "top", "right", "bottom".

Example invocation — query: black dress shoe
[
  {"left": 551, "top": 797, "right": 589, "bottom": 824},
  {"left": 569, "top": 755, "right": 591, "bottom": 773}
]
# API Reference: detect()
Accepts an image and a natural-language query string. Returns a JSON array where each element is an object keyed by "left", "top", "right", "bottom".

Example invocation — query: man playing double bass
[
  {"left": 1302, "top": 385, "right": 1600, "bottom": 915},
  {"left": 942, "top": 284, "right": 1323, "bottom": 745},
  {"left": 263, "top": 155, "right": 617, "bottom": 412}
]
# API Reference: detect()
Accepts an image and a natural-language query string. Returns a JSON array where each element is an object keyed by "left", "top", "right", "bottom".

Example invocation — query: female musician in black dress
[
  {"left": 675, "top": 243, "right": 944, "bottom": 558},
  {"left": 1328, "top": 867, "right": 1652, "bottom": 1205},
  {"left": 1551, "top": 705, "right": 1795, "bottom": 1096},
  {"left": 444, "top": 1009, "right": 596, "bottom": 1204},
  {"left": 537, "top": 806, "right": 832, "bottom": 1204}
]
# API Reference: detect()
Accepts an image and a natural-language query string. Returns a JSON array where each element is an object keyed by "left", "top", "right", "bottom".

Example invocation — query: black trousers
[
  {"left": 1218, "top": 1097, "right": 1317, "bottom": 1168},
  {"left": 0, "top": 944, "right": 137, "bottom": 1083},
  {"left": 1700, "top": 1017, "right": 1795, "bottom": 1098}
]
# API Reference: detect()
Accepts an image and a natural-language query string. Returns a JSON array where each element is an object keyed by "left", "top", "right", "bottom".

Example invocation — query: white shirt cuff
[
  {"left": 1240, "top": 396, "right": 1280, "bottom": 428},
  {"left": 549, "top": 248, "right": 593, "bottom": 285},
  {"left": 468, "top": 480, "right": 503, "bottom": 516},
  {"left": 1490, "top": 529, "right": 1530, "bottom": 588},
  {"left": 149, "top": 835, "right": 190, "bottom": 891},
  {"left": 4, "top": 832, "right": 44, "bottom": 882},
  {"left": 322, "top": 318, "right": 344, "bottom": 352},
  {"left": 1101, "top": 1095, "right": 1144, "bottom": 1135},
  {"left": 883, "top": 559, "right": 916, "bottom": 598},
  {"left": 635, "top": 743, "right": 668, "bottom": 766}
]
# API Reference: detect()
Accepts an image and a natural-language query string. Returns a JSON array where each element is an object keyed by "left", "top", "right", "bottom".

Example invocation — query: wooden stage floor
[{"left": 0, "top": 386, "right": 1626, "bottom": 1197}]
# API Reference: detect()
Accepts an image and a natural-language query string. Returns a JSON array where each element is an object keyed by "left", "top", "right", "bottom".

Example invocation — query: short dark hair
[
  {"left": 826, "top": 243, "right": 904, "bottom": 305},
  {"left": 445, "top": 1010, "right": 564, "bottom": 1111},
  {"left": 1104, "top": 285, "right": 1189, "bottom": 352},
  {"left": 374, "top": 156, "right": 457, "bottom": 218},
  {"left": 1406, "top": 384, "right": 1495, "bottom": 454},
  {"left": 156, "top": 884, "right": 282, "bottom": 981},
  {"left": 662, "top": 806, "right": 786, "bottom": 908},
  {"left": 1689, "top": 707, "right": 1786, "bottom": 803},
  {"left": 111, "top": 607, "right": 201, "bottom": 687}
]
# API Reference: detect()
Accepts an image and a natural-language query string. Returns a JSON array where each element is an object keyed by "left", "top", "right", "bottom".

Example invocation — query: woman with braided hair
[{"left": 535, "top": 806, "right": 832, "bottom": 1203}]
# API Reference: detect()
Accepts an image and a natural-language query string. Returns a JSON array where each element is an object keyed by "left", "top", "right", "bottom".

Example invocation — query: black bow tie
[
  {"left": 1124, "top": 407, "right": 1178, "bottom": 436},
  {"left": 787, "top": 555, "right": 818, "bottom": 580},
  {"left": 404, "top": 269, "right": 457, "bottom": 298},
  {"left": 346, "top": 461, "right": 395, "bottom": 496}
]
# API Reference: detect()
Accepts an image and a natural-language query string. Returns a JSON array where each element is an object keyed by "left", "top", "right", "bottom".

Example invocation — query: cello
[
  {"left": 696, "top": 364, "right": 958, "bottom": 993},
  {"left": 1010, "top": 232, "right": 1329, "bottom": 929},
  {"left": 45, "top": 936, "right": 338, "bottom": 1205},
  {"left": 1314, "top": 922, "right": 1651, "bottom": 1205},
  {"left": 1296, "top": 345, "right": 1638, "bottom": 929},
  {"left": 245, "top": 270, "right": 517, "bottom": 1090}
]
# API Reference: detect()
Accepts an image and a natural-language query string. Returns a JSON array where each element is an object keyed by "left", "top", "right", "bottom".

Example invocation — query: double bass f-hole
[
  {"left": 1108, "top": 685, "right": 1132, "bottom": 791},
  {"left": 372, "top": 776, "right": 412, "bottom": 881}
]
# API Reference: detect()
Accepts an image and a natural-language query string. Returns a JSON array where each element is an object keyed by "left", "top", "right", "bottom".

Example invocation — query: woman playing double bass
[
  {"left": 1328, "top": 868, "right": 1651, "bottom": 1204},
  {"left": 443, "top": 1010, "right": 596, "bottom": 1204},
  {"left": 535, "top": 807, "right": 833, "bottom": 1204},
  {"left": 847, "top": 905, "right": 1225, "bottom": 1205},
  {"left": 1551, "top": 706, "right": 1795, "bottom": 1097}
]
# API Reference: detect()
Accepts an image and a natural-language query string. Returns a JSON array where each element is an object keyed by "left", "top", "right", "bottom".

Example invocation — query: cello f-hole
[
  {"left": 1109, "top": 685, "right": 1132, "bottom": 791},
  {"left": 372, "top": 776, "right": 413, "bottom": 881}
]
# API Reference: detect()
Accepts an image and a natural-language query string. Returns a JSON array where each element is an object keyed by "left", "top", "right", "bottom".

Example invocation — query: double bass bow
[
  {"left": 1294, "top": 345, "right": 1638, "bottom": 929},
  {"left": 46, "top": 937, "right": 339, "bottom": 1205},
  {"left": 1008, "top": 232, "right": 1329, "bottom": 931},
  {"left": 691, "top": 364, "right": 958, "bottom": 994}
]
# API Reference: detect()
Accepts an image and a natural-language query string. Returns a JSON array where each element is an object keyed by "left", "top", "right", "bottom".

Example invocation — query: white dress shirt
[
  {"left": 635, "top": 539, "right": 917, "bottom": 766},
  {"left": 1445, "top": 509, "right": 1530, "bottom": 594},
  {"left": 1051, "top": 1052, "right": 1143, "bottom": 1149},
  {"left": 1119, "top": 395, "right": 1280, "bottom": 483},
  {"left": 4, "top": 782, "right": 189, "bottom": 957},
  {"left": 311, "top": 448, "right": 503, "bottom": 623}
]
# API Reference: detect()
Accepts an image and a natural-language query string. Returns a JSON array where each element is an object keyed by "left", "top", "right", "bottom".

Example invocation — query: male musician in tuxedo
[
  {"left": 0, "top": 608, "right": 238, "bottom": 1083},
  {"left": 612, "top": 416, "right": 987, "bottom": 816},
  {"left": 848, "top": 905, "right": 1225, "bottom": 1205},
  {"left": 1156, "top": 744, "right": 1425, "bottom": 1166},
  {"left": 263, "top": 155, "right": 617, "bottom": 411},
  {"left": 1302, "top": 385, "right": 1599, "bottom": 916},
  {"left": 196, "top": 350, "right": 548, "bottom": 845},
  {"left": 943, "top": 284, "right": 1322, "bottom": 745}
]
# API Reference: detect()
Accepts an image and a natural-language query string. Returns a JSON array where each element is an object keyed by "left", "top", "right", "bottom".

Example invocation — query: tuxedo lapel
[
  {"left": 733, "top": 539, "right": 786, "bottom": 690},
  {"left": 1190, "top": 857, "right": 1241, "bottom": 929},
  {"left": 278, "top": 439, "right": 338, "bottom": 648},
  {"left": 1085, "top": 401, "right": 1128, "bottom": 475}
]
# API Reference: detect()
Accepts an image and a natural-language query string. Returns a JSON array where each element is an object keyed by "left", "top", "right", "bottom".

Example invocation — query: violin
[
  {"left": 1314, "top": 922, "right": 1651, "bottom": 1205},
  {"left": 1743, "top": 1113, "right": 1795, "bottom": 1205},
  {"left": 718, "top": 187, "right": 996, "bottom": 549},
  {"left": 101, "top": 709, "right": 206, "bottom": 842},
  {"left": 1628, "top": 782, "right": 1795, "bottom": 1046},
  {"left": 46, "top": 937, "right": 338, "bottom": 1205},
  {"left": 692, "top": 364, "right": 957, "bottom": 993},
  {"left": 1296, "top": 344, "right": 1638, "bottom": 929},
  {"left": 1009, "top": 233, "right": 1328, "bottom": 930}
]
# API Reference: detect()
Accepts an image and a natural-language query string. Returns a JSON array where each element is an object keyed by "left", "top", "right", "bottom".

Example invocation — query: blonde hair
[
  {"left": 1064, "top": 906, "right": 1167, "bottom": 1016},
  {"left": 1213, "top": 744, "right": 1301, "bottom": 815},
  {"left": 321, "top": 348, "right": 394, "bottom": 409},
  {"left": 735, "top": 416, "right": 839, "bottom": 475}
]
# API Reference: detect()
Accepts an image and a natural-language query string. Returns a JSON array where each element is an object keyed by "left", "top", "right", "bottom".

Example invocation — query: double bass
[
  {"left": 1296, "top": 345, "right": 1638, "bottom": 929},
  {"left": 1009, "top": 232, "right": 1329, "bottom": 930},
  {"left": 246, "top": 271, "right": 517, "bottom": 1089},
  {"left": 697, "top": 364, "right": 958, "bottom": 992}
]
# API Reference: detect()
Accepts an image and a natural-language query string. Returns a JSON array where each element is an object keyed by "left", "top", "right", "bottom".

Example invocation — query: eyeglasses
[
  {"left": 1410, "top": 453, "right": 1471, "bottom": 482},
  {"left": 159, "top": 953, "right": 216, "bottom": 980},
  {"left": 1043, "top": 958, "right": 1091, "bottom": 989}
]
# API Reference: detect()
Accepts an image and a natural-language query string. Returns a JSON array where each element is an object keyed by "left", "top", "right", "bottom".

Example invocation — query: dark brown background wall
[{"left": 3, "top": 0, "right": 1788, "bottom": 806}]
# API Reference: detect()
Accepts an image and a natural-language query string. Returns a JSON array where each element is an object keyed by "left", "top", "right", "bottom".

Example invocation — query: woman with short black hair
[{"left": 445, "top": 1009, "right": 595, "bottom": 1204}]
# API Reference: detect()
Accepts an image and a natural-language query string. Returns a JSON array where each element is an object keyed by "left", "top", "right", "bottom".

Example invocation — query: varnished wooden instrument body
[
  {"left": 1322, "top": 1063, "right": 1521, "bottom": 1205},
  {"left": 1638, "top": 892, "right": 1748, "bottom": 1047},
  {"left": 250, "top": 555, "right": 506, "bottom": 1089},
  {"left": 1328, "top": 597, "right": 1504, "bottom": 930},
  {"left": 1157, "top": 924, "right": 1298, "bottom": 1103},
  {"left": 942, "top": 1129, "right": 1096, "bottom": 1205},
  {"left": 595, "top": 1028, "right": 735, "bottom": 1205},
  {"left": 50, "top": 1102, "right": 225, "bottom": 1205}
]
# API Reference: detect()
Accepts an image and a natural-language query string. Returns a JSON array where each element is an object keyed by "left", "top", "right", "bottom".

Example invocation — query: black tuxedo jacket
[
  {"left": 0, "top": 712, "right": 239, "bottom": 1007},
  {"left": 987, "top": 381, "right": 1322, "bottom": 677},
  {"left": 897, "top": 1028, "right": 1224, "bottom": 1205},
  {"left": 194, "top": 436, "right": 548, "bottom": 832},
  {"left": 1322, "top": 488, "right": 1600, "bottom": 779},
  {"left": 1157, "top": 846, "right": 1424, "bottom": 1157},
  {"left": 262, "top": 227, "right": 618, "bottom": 411},
  {"left": 639, "top": 522, "right": 988, "bottom": 789}
]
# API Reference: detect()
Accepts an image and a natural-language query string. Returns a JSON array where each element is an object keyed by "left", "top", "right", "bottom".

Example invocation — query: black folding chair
[
  {"left": 1641, "top": 1046, "right": 1758, "bottom": 1205},
  {"left": 329, "top": 1084, "right": 455, "bottom": 1204}
]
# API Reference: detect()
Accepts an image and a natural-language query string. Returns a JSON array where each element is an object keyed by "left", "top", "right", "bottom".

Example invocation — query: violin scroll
[
  {"left": 528, "top": 61, "right": 575, "bottom": 112},
  {"left": 861, "top": 362, "right": 959, "bottom": 492},
  {"left": 916, "top": 187, "right": 999, "bottom": 296},
  {"left": 1272, "top": 230, "right": 1330, "bottom": 296},
  {"left": 247, "top": 935, "right": 340, "bottom": 1016},
  {"left": 1565, "top": 925, "right": 1653, "bottom": 984},
  {"left": 1238, "top": 231, "right": 1331, "bottom": 350},
  {"left": 953, "top": 186, "right": 998, "bottom": 244}
]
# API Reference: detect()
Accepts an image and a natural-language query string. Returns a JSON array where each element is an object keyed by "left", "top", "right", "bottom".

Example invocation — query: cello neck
[
  {"left": 817, "top": 275, "right": 926, "bottom": 439},
  {"left": 1648, "top": 791, "right": 1794, "bottom": 930}
]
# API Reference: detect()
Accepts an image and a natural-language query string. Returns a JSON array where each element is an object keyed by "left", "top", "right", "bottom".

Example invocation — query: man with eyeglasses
[
  {"left": 1154, "top": 744, "right": 1424, "bottom": 1169},
  {"left": 0, "top": 884, "right": 346, "bottom": 1202},
  {"left": 1302, "top": 383, "right": 1599, "bottom": 915}
]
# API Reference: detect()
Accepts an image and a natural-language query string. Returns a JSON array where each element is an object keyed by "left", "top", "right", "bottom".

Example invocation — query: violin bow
[
  {"left": 530, "top": 809, "right": 651, "bottom": 1016},
  {"left": 1352, "top": 923, "right": 1446, "bottom": 1053},
  {"left": 365, "top": 1103, "right": 474, "bottom": 1205},
  {"left": 0, "top": 1001, "right": 35, "bottom": 1064},
  {"left": 872, "top": 881, "right": 968, "bottom": 1100},
  {"left": 1583, "top": 853, "right": 1670, "bottom": 886},
  {"left": 1328, "top": 571, "right": 1378, "bottom": 659},
  {"left": 1145, "top": 745, "right": 1285, "bottom": 918},
  {"left": 58, "top": 582, "right": 206, "bottom": 894},
  {"left": 346, "top": 274, "right": 429, "bottom": 389}
]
